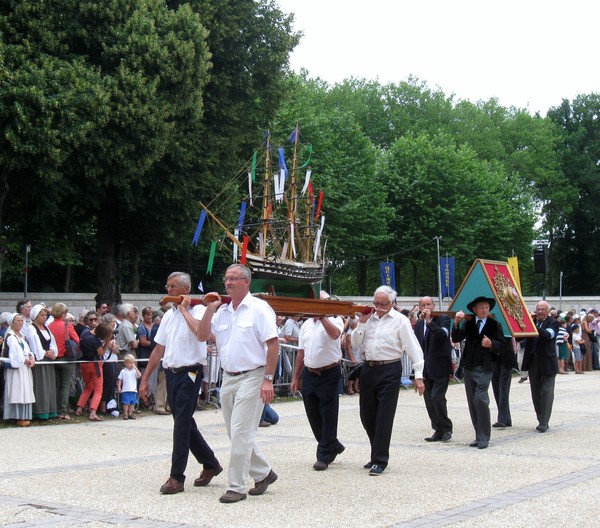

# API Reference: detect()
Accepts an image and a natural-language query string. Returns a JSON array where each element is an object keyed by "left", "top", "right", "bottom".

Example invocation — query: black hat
[{"left": 466, "top": 296, "right": 496, "bottom": 313}]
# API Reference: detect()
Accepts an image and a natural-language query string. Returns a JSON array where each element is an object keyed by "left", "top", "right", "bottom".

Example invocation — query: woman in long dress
[
  {"left": 3, "top": 313, "right": 36, "bottom": 426},
  {"left": 26, "top": 304, "right": 58, "bottom": 420}
]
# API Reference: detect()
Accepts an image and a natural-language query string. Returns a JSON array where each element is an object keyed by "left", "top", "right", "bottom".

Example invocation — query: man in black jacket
[
  {"left": 452, "top": 296, "right": 507, "bottom": 449},
  {"left": 414, "top": 296, "right": 453, "bottom": 442},
  {"left": 521, "top": 300, "right": 559, "bottom": 433}
]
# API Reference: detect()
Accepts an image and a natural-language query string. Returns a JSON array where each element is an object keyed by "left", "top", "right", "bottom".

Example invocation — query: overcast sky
[{"left": 276, "top": 0, "right": 599, "bottom": 115}]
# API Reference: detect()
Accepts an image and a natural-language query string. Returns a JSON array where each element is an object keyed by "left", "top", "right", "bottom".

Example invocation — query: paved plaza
[{"left": 1, "top": 371, "right": 599, "bottom": 528}]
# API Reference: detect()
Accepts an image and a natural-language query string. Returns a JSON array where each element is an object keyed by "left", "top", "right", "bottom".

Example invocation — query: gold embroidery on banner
[{"left": 493, "top": 265, "right": 525, "bottom": 330}]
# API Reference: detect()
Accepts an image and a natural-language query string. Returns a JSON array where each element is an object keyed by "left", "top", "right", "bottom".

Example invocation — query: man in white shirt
[
  {"left": 352, "top": 285, "right": 425, "bottom": 475},
  {"left": 139, "top": 272, "right": 222, "bottom": 495},
  {"left": 290, "top": 291, "right": 345, "bottom": 471},
  {"left": 199, "top": 264, "right": 279, "bottom": 504}
]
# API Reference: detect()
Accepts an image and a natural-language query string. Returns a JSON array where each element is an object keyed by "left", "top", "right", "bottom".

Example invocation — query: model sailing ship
[{"left": 196, "top": 125, "right": 326, "bottom": 298}]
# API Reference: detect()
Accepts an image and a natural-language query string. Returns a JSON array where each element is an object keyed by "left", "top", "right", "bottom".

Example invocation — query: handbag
[{"left": 64, "top": 322, "right": 82, "bottom": 361}]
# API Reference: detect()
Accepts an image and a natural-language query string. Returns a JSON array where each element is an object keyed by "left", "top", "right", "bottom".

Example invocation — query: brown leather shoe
[
  {"left": 313, "top": 460, "right": 328, "bottom": 471},
  {"left": 248, "top": 469, "right": 278, "bottom": 496},
  {"left": 160, "top": 477, "right": 184, "bottom": 494},
  {"left": 194, "top": 464, "right": 223, "bottom": 487},
  {"left": 219, "top": 490, "right": 247, "bottom": 503}
]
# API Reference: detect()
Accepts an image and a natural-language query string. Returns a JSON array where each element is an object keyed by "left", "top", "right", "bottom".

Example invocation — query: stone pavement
[{"left": 1, "top": 371, "right": 600, "bottom": 528}]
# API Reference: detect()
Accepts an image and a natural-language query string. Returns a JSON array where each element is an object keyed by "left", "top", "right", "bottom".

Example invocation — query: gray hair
[
  {"left": 374, "top": 285, "right": 397, "bottom": 303},
  {"left": 119, "top": 303, "right": 135, "bottom": 317},
  {"left": 167, "top": 271, "right": 192, "bottom": 290},
  {"left": 227, "top": 264, "right": 251, "bottom": 279},
  {"left": 102, "top": 313, "right": 117, "bottom": 325}
]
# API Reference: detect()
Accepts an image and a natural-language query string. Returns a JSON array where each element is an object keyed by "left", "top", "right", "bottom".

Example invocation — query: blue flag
[
  {"left": 379, "top": 262, "right": 396, "bottom": 290},
  {"left": 440, "top": 257, "right": 455, "bottom": 298},
  {"left": 278, "top": 147, "right": 289, "bottom": 178},
  {"left": 192, "top": 210, "right": 207, "bottom": 246}
]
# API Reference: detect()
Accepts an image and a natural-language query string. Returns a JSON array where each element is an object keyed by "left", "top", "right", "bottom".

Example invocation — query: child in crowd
[{"left": 117, "top": 354, "right": 141, "bottom": 420}]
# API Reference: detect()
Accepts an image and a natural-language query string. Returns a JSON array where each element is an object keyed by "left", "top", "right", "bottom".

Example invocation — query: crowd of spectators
[
  {"left": 2, "top": 294, "right": 597, "bottom": 429},
  {"left": 0, "top": 298, "right": 166, "bottom": 426}
]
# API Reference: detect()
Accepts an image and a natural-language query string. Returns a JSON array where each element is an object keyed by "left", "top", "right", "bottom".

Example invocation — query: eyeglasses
[
  {"left": 373, "top": 301, "right": 391, "bottom": 307},
  {"left": 223, "top": 277, "right": 247, "bottom": 284},
  {"left": 88, "top": 318, "right": 97, "bottom": 322}
]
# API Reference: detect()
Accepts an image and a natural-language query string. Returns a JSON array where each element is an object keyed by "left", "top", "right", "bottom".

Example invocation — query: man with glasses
[
  {"left": 139, "top": 272, "right": 222, "bottom": 495},
  {"left": 352, "top": 285, "right": 425, "bottom": 476},
  {"left": 198, "top": 264, "right": 279, "bottom": 503}
]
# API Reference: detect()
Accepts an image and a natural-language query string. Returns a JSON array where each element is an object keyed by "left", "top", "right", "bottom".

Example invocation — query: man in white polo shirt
[
  {"left": 290, "top": 291, "right": 345, "bottom": 471},
  {"left": 199, "top": 264, "right": 279, "bottom": 504},
  {"left": 139, "top": 272, "right": 222, "bottom": 495}
]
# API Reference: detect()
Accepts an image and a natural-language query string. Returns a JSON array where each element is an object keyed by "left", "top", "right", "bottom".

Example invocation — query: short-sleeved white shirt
[
  {"left": 299, "top": 317, "right": 344, "bottom": 368},
  {"left": 118, "top": 367, "right": 139, "bottom": 392},
  {"left": 154, "top": 304, "right": 207, "bottom": 369},
  {"left": 211, "top": 293, "right": 278, "bottom": 372}
]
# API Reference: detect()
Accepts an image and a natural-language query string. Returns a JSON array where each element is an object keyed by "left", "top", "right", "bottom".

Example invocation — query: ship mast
[
  {"left": 288, "top": 123, "right": 302, "bottom": 261},
  {"left": 261, "top": 131, "right": 272, "bottom": 258}
]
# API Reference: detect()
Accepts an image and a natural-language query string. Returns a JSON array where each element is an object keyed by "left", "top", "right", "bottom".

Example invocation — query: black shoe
[
  {"left": 363, "top": 462, "right": 373, "bottom": 469},
  {"left": 424, "top": 433, "right": 442, "bottom": 442},
  {"left": 330, "top": 444, "right": 345, "bottom": 463},
  {"left": 469, "top": 441, "right": 479, "bottom": 448},
  {"left": 313, "top": 460, "right": 328, "bottom": 471},
  {"left": 478, "top": 442, "right": 489, "bottom": 449},
  {"left": 441, "top": 432, "right": 452, "bottom": 442},
  {"left": 368, "top": 464, "right": 384, "bottom": 476},
  {"left": 536, "top": 425, "right": 548, "bottom": 433},
  {"left": 492, "top": 422, "right": 506, "bottom": 429}
]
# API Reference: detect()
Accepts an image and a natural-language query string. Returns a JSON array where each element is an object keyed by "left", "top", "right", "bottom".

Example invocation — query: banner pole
[{"left": 436, "top": 236, "right": 442, "bottom": 308}]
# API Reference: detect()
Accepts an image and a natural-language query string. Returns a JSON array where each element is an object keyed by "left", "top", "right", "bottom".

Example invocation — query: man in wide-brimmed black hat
[{"left": 451, "top": 296, "right": 507, "bottom": 449}]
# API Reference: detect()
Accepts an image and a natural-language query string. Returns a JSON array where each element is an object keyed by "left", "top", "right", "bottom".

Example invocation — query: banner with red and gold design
[{"left": 449, "top": 259, "right": 537, "bottom": 338}]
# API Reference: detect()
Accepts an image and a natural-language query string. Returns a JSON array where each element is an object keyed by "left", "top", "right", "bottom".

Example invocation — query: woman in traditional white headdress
[
  {"left": 26, "top": 304, "right": 58, "bottom": 420},
  {"left": 3, "top": 313, "right": 36, "bottom": 426}
]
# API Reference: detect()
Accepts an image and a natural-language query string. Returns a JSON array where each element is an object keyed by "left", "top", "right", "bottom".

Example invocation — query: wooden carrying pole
[{"left": 159, "top": 294, "right": 372, "bottom": 318}]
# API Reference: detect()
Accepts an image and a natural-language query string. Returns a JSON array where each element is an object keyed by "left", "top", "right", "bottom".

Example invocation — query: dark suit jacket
[
  {"left": 522, "top": 316, "right": 560, "bottom": 375},
  {"left": 452, "top": 317, "right": 506, "bottom": 371},
  {"left": 414, "top": 315, "right": 453, "bottom": 379}
]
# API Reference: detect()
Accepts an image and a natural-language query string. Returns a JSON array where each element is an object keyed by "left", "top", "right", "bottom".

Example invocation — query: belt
[
  {"left": 224, "top": 370, "right": 249, "bottom": 377},
  {"left": 224, "top": 366, "right": 264, "bottom": 377},
  {"left": 167, "top": 364, "right": 202, "bottom": 374},
  {"left": 364, "top": 358, "right": 402, "bottom": 367},
  {"left": 307, "top": 361, "right": 341, "bottom": 376}
]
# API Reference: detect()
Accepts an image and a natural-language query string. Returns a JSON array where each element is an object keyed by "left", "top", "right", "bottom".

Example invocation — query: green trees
[
  {"left": 547, "top": 95, "right": 600, "bottom": 294},
  {"left": 1, "top": 0, "right": 298, "bottom": 301}
]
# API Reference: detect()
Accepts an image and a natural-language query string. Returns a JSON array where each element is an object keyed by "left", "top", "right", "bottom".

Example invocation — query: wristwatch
[{"left": 264, "top": 374, "right": 274, "bottom": 382}]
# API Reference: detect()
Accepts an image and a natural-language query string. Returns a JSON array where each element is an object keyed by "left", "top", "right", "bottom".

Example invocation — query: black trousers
[
  {"left": 301, "top": 365, "right": 344, "bottom": 463},
  {"left": 424, "top": 375, "right": 452, "bottom": 434},
  {"left": 463, "top": 366, "right": 493, "bottom": 443},
  {"left": 527, "top": 355, "right": 556, "bottom": 429},
  {"left": 492, "top": 362, "right": 513, "bottom": 426},
  {"left": 166, "top": 368, "right": 220, "bottom": 482},
  {"left": 359, "top": 361, "right": 403, "bottom": 468}
]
